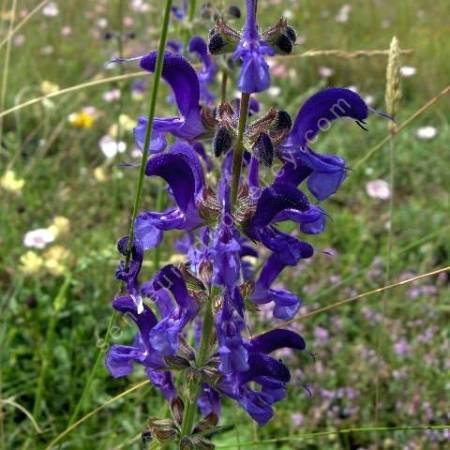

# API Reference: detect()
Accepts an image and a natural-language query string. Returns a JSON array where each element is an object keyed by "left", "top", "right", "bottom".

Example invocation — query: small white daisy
[
  {"left": 23, "top": 228, "right": 55, "bottom": 249},
  {"left": 42, "top": 2, "right": 59, "bottom": 17},
  {"left": 99, "top": 135, "right": 127, "bottom": 159},
  {"left": 366, "top": 180, "right": 391, "bottom": 200},
  {"left": 416, "top": 126, "right": 437, "bottom": 140},
  {"left": 400, "top": 66, "right": 417, "bottom": 77}
]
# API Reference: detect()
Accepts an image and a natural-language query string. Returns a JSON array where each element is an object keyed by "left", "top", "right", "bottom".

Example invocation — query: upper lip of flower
[
  {"left": 134, "top": 51, "right": 206, "bottom": 153},
  {"left": 276, "top": 87, "right": 369, "bottom": 200}
]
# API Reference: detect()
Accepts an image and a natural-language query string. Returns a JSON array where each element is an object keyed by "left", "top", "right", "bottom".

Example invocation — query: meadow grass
[{"left": 0, "top": 1, "right": 449, "bottom": 449}]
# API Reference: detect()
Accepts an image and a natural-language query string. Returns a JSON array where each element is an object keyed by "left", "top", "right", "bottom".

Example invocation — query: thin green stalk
[
  {"left": 0, "top": 3, "right": 17, "bottom": 446},
  {"left": 114, "top": 0, "right": 125, "bottom": 150},
  {"left": 221, "top": 70, "right": 228, "bottom": 104},
  {"left": 0, "top": 0, "right": 17, "bottom": 159},
  {"left": 32, "top": 278, "right": 71, "bottom": 418},
  {"left": 188, "top": 0, "right": 197, "bottom": 22},
  {"left": 353, "top": 84, "right": 450, "bottom": 169},
  {"left": 215, "top": 425, "right": 450, "bottom": 448},
  {"left": 374, "top": 136, "right": 395, "bottom": 424},
  {"left": 180, "top": 293, "right": 214, "bottom": 437},
  {"left": 67, "top": 311, "right": 117, "bottom": 426},
  {"left": 231, "top": 93, "right": 251, "bottom": 207},
  {"left": 125, "top": 0, "right": 173, "bottom": 267},
  {"left": 21, "top": 278, "right": 71, "bottom": 449}
]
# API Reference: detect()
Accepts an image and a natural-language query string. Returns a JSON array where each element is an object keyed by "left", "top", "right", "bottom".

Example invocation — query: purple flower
[
  {"left": 252, "top": 253, "right": 305, "bottom": 320},
  {"left": 219, "top": 329, "right": 305, "bottom": 424},
  {"left": 134, "top": 52, "right": 205, "bottom": 153},
  {"left": 134, "top": 142, "right": 205, "bottom": 247},
  {"left": 233, "top": 0, "right": 273, "bottom": 93},
  {"left": 216, "top": 289, "right": 248, "bottom": 374},
  {"left": 246, "top": 183, "right": 316, "bottom": 265},
  {"left": 171, "top": 0, "right": 188, "bottom": 20},
  {"left": 189, "top": 36, "right": 218, "bottom": 105},
  {"left": 277, "top": 88, "right": 369, "bottom": 200},
  {"left": 144, "top": 265, "right": 199, "bottom": 355},
  {"left": 105, "top": 296, "right": 176, "bottom": 400}
]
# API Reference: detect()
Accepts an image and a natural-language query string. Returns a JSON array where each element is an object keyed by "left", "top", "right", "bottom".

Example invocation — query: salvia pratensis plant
[{"left": 106, "top": 1, "right": 377, "bottom": 447}]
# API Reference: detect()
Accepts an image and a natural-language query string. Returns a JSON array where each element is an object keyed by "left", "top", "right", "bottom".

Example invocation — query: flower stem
[
  {"left": 125, "top": 0, "right": 173, "bottom": 268},
  {"left": 221, "top": 70, "right": 228, "bottom": 104},
  {"left": 188, "top": 0, "right": 197, "bottom": 22},
  {"left": 231, "top": 93, "right": 251, "bottom": 207},
  {"left": 180, "top": 293, "right": 214, "bottom": 437}
]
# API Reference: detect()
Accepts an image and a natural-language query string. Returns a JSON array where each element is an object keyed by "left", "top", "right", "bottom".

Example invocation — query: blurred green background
[{"left": 0, "top": 0, "right": 449, "bottom": 449}]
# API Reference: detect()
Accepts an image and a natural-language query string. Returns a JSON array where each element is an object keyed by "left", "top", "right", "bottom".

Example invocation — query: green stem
[
  {"left": 221, "top": 70, "right": 228, "bottom": 104},
  {"left": 230, "top": 93, "right": 251, "bottom": 207},
  {"left": 180, "top": 294, "right": 214, "bottom": 437},
  {"left": 115, "top": 0, "right": 125, "bottom": 149},
  {"left": 188, "top": 0, "right": 197, "bottom": 22},
  {"left": 32, "top": 278, "right": 71, "bottom": 419},
  {"left": 67, "top": 311, "right": 117, "bottom": 426},
  {"left": 21, "top": 278, "right": 71, "bottom": 450},
  {"left": 0, "top": 0, "right": 17, "bottom": 153},
  {"left": 125, "top": 0, "right": 173, "bottom": 268}
]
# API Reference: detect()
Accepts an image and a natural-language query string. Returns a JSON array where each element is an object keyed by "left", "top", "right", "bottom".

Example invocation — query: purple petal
[
  {"left": 239, "top": 388, "right": 273, "bottom": 425},
  {"left": 198, "top": 384, "right": 221, "bottom": 417},
  {"left": 240, "top": 353, "right": 290, "bottom": 384},
  {"left": 139, "top": 208, "right": 186, "bottom": 231},
  {"left": 112, "top": 296, "right": 158, "bottom": 344},
  {"left": 193, "top": 142, "right": 213, "bottom": 171},
  {"left": 146, "top": 368, "right": 176, "bottom": 400},
  {"left": 290, "top": 88, "right": 369, "bottom": 147},
  {"left": 250, "top": 329, "right": 306, "bottom": 354},
  {"left": 274, "top": 205, "right": 327, "bottom": 235},
  {"left": 249, "top": 183, "right": 309, "bottom": 230},
  {"left": 105, "top": 344, "right": 145, "bottom": 378},
  {"left": 236, "top": 49, "right": 271, "bottom": 93},
  {"left": 146, "top": 145, "right": 203, "bottom": 212},
  {"left": 140, "top": 51, "right": 200, "bottom": 120},
  {"left": 134, "top": 117, "right": 180, "bottom": 153},
  {"left": 271, "top": 289, "right": 300, "bottom": 320},
  {"left": 258, "top": 227, "right": 314, "bottom": 266},
  {"left": 189, "top": 36, "right": 210, "bottom": 68},
  {"left": 134, "top": 214, "right": 163, "bottom": 249}
]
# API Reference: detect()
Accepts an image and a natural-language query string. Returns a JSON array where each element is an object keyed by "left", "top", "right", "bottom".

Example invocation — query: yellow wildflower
[
  {"left": 68, "top": 111, "right": 95, "bottom": 129},
  {"left": 40, "top": 80, "right": 60, "bottom": 95},
  {"left": 94, "top": 166, "right": 107, "bottom": 182},
  {"left": 48, "top": 216, "right": 70, "bottom": 238},
  {"left": 44, "top": 246, "right": 70, "bottom": 276},
  {"left": 19, "top": 251, "right": 44, "bottom": 275},
  {"left": 0, "top": 170, "right": 25, "bottom": 193}
]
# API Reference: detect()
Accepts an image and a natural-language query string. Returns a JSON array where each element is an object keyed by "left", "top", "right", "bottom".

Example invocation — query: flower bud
[
  {"left": 180, "top": 437, "right": 195, "bottom": 450},
  {"left": 208, "top": 33, "right": 227, "bottom": 54},
  {"left": 273, "top": 110, "right": 292, "bottom": 131},
  {"left": 148, "top": 418, "right": 178, "bottom": 442},
  {"left": 253, "top": 133, "right": 274, "bottom": 167},
  {"left": 141, "top": 431, "right": 152, "bottom": 443},
  {"left": 170, "top": 397, "right": 185, "bottom": 426},
  {"left": 213, "top": 127, "right": 233, "bottom": 157},
  {"left": 286, "top": 26, "right": 297, "bottom": 43},
  {"left": 193, "top": 413, "right": 219, "bottom": 434},
  {"left": 228, "top": 5, "right": 241, "bottom": 18},
  {"left": 164, "top": 355, "right": 192, "bottom": 370},
  {"left": 275, "top": 33, "right": 293, "bottom": 54},
  {"left": 263, "top": 18, "right": 297, "bottom": 55},
  {"left": 208, "top": 19, "right": 240, "bottom": 55}
]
